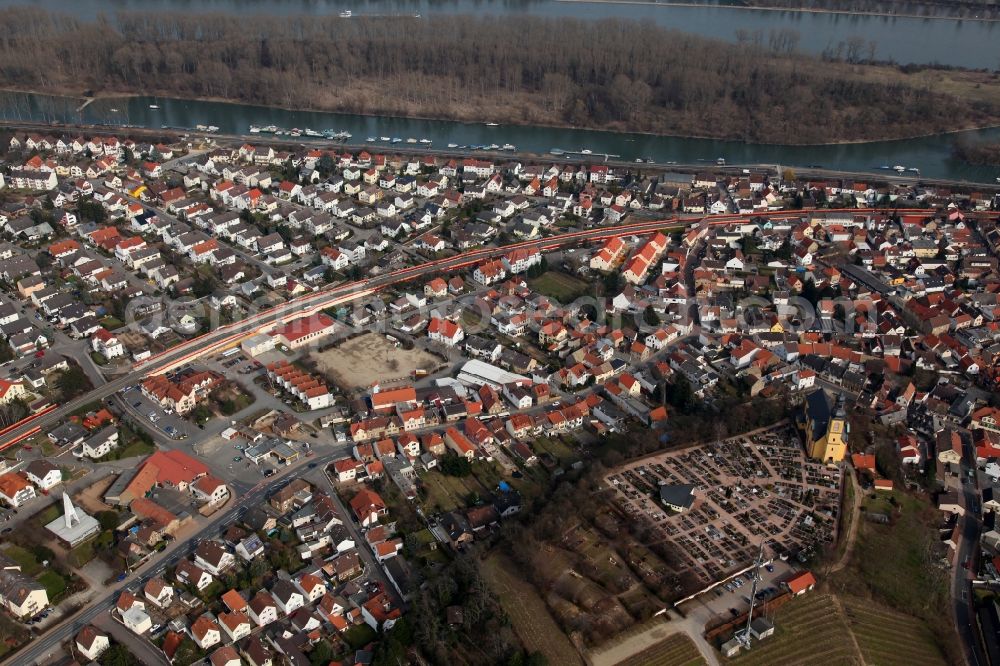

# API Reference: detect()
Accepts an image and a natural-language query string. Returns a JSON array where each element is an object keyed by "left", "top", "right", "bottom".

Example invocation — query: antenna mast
[{"left": 738, "top": 538, "right": 766, "bottom": 648}]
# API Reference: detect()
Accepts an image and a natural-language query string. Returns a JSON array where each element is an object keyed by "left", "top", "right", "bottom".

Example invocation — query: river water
[
  {"left": 2, "top": 0, "right": 999, "bottom": 68},
  {"left": 3, "top": 92, "right": 1000, "bottom": 184}
]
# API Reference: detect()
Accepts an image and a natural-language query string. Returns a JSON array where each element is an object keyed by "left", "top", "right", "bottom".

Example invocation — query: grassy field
[
  {"left": 839, "top": 596, "right": 946, "bottom": 666},
  {"left": 482, "top": 554, "right": 582, "bottom": 666},
  {"left": 617, "top": 634, "right": 706, "bottom": 666},
  {"left": 532, "top": 436, "right": 579, "bottom": 465},
  {"left": 832, "top": 490, "right": 949, "bottom": 622},
  {"left": 2, "top": 544, "right": 43, "bottom": 575},
  {"left": 528, "top": 271, "right": 589, "bottom": 302}
]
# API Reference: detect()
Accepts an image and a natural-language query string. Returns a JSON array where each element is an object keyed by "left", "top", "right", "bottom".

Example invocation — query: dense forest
[{"left": 0, "top": 8, "right": 998, "bottom": 143}]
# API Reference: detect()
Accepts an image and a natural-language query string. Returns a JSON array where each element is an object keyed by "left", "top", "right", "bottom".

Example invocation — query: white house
[
  {"left": 24, "top": 460, "right": 61, "bottom": 491},
  {"left": 75, "top": 626, "right": 110, "bottom": 661}
]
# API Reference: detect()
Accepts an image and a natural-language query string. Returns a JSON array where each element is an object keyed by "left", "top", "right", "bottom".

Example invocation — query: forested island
[{"left": 1, "top": 7, "right": 999, "bottom": 144}]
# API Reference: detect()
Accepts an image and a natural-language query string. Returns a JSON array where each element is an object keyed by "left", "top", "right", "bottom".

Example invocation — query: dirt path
[
  {"left": 829, "top": 595, "right": 866, "bottom": 664},
  {"left": 830, "top": 465, "right": 861, "bottom": 574}
]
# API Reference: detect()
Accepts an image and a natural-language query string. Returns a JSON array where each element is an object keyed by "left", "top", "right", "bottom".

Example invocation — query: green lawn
[
  {"left": 32, "top": 503, "right": 61, "bottom": 527},
  {"left": 532, "top": 436, "right": 578, "bottom": 464},
  {"left": 1, "top": 545, "right": 42, "bottom": 575},
  {"left": 69, "top": 540, "right": 97, "bottom": 568},
  {"left": 528, "top": 271, "right": 589, "bottom": 302},
  {"left": 118, "top": 439, "right": 156, "bottom": 459},
  {"left": 343, "top": 624, "right": 377, "bottom": 650},
  {"left": 419, "top": 471, "right": 466, "bottom": 512},
  {"left": 37, "top": 571, "right": 67, "bottom": 600},
  {"left": 100, "top": 316, "right": 124, "bottom": 330}
]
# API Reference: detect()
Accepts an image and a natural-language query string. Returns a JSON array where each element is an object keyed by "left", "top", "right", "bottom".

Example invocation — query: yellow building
[{"left": 803, "top": 389, "right": 848, "bottom": 463}]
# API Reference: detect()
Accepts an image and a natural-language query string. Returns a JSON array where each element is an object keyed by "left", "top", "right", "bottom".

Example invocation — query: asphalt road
[
  {"left": 3, "top": 119, "right": 998, "bottom": 188},
  {"left": 0, "top": 214, "right": 694, "bottom": 448},
  {"left": 955, "top": 432, "right": 987, "bottom": 666}
]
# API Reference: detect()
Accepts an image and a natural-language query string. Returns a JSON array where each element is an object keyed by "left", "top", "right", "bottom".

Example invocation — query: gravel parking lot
[{"left": 606, "top": 425, "right": 841, "bottom": 585}]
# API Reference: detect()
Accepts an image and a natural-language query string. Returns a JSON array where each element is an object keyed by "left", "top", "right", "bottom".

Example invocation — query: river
[
  {"left": 3, "top": 92, "right": 999, "bottom": 184},
  {"left": 1, "top": 0, "right": 999, "bottom": 68}
]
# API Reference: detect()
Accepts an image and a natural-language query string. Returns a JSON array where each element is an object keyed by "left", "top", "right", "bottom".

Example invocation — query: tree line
[{"left": 0, "top": 8, "right": 996, "bottom": 143}]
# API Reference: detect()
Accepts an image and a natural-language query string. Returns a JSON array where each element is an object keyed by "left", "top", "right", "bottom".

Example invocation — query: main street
[{"left": 0, "top": 213, "right": 705, "bottom": 448}]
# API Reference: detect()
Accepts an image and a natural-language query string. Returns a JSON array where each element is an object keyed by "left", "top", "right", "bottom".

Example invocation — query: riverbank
[
  {"left": 556, "top": 0, "right": 1000, "bottom": 22},
  {"left": 4, "top": 116, "right": 1000, "bottom": 188},
  {"left": 2, "top": 10, "right": 999, "bottom": 145},
  {"left": 7, "top": 85, "right": 1000, "bottom": 150}
]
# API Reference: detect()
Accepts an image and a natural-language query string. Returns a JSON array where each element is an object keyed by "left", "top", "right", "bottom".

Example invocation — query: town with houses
[{"left": 0, "top": 126, "right": 997, "bottom": 665}]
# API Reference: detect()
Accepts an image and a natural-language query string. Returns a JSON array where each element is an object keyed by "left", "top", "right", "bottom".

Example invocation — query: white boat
[
  {"left": 550, "top": 148, "right": 565, "bottom": 155},
  {"left": 581, "top": 149, "right": 592, "bottom": 155},
  {"left": 716, "top": 157, "right": 726, "bottom": 165},
  {"left": 996, "top": 177, "right": 1000, "bottom": 183},
  {"left": 487, "top": 144, "right": 499, "bottom": 150},
  {"left": 635, "top": 158, "right": 644, "bottom": 163},
  {"left": 339, "top": 10, "right": 352, "bottom": 17},
  {"left": 419, "top": 138, "right": 432, "bottom": 144},
  {"left": 148, "top": 104, "right": 159, "bottom": 109},
  {"left": 501, "top": 143, "right": 515, "bottom": 151},
  {"left": 379, "top": 136, "right": 390, "bottom": 142},
  {"left": 893, "top": 165, "right": 906, "bottom": 172},
  {"left": 406, "top": 137, "right": 417, "bottom": 143},
  {"left": 447, "top": 143, "right": 458, "bottom": 148},
  {"left": 263, "top": 125, "right": 278, "bottom": 133},
  {"left": 367, "top": 137, "right": 377, "bottom": 142},
  {"left": 906, "top": 167, "right": 920, "bottom": 173},
  {"left": 485, "top": 122, "right": 499, "bottom": 127},
  {"left": 290, "top": 128, "right": 302, "bottom": 137},
  {"left": 109, "top": 108, "right": 119, "bottom": 112},
  {"left": 304, "top": 128, "right": 323, "bottom": 137},
  {"left": 249, "top": 125, "right": 261, "bottom": 133},
  {"left": 391, "top": 137, "right": 402, "bottom": 143}
]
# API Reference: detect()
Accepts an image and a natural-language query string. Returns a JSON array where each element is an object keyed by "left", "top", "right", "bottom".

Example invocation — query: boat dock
[{"left": 551, "top": 148, "right": 620, "bottom": 161}]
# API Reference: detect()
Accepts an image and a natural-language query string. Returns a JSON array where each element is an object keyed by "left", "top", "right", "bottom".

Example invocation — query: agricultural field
[
  {"left": 728, "top": 592, "right": 945, "bottom": 665},
  {"left": 840, "top": 597, "right": 946, "bottom": 665},
  {"left": 617, "top": 633, "right": 706, "bottom": 666},
  {"left": 481, "top": 555, "right": 582, "bottom": 666},
  {"left": 311, "top": 332, "right": 439, "bottom": 390},
  {"left": 528, "top": 270, "right": 589, "bottom": 302},
  {"left": 730, "top": 594, "right": 859, "bottom": 665}
]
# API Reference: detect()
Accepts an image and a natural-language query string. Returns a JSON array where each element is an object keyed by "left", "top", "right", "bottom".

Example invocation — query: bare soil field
[
  {"left": 310, "top": 333, "right": 440, "bottom": 390},
  {"left": 75, "top": 475, "right": 115, "bottom": 514}
]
